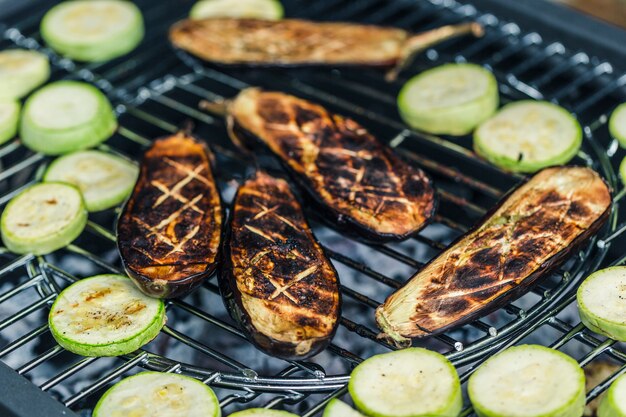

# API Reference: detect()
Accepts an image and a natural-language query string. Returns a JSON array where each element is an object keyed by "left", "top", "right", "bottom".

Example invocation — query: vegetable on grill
[
  {"left": 0, "top": 100, "right": 20, "bottom": 145},
  {"left": 44, "top": 150, "right": 138, "bottom": 212},
  {"left": 20, "top": 81, "right": 117, "bottom": 155},
  {"left": 468, "top": 345, "right": 586, "bottom": 417},
  {"left": 376, "top": 166, "right": 611, "bottom": 345},
  {"left": 41, "top": 0, "right": 144, "bottom": 62},
  {"left": 220, "top": 171, "right": 340, "bottom": 360},
  {"left": 474, "top": 100, "right": 582, "bottom": 173},
  {"left": 323, "top": 400, "right": 365, "bottom": 417},
  {"left": 170, "top": 18, "right": 483, "bottom": 80},
  {"left": 1, "top": 182, "right": 87, "bottom": 255},
  {"left": 229, "top": 410, "right": 298, "bottom": 417},
  {"left": 598, "top": 373, "right": 626, "bottom": 417},
  {"left": 49, "top": 275, "right": 165, "bottom": 357},
  {"left": 610, "top": 102, "right": 626, "bottom": 148},
  {"left": 577, "top": 266, "right": 626, "bottom": 342},
  {"left": 117, "top": 132, "right": 223, "bottom": 299},
  {"left": 0, "top": 49, "right": 50, "bottom": 100},
  {"left": 214, "top": 88, "right": 436, "bottom": 242},
  {"left": 348, "top": 348, "right": 462, "bottom": 417},
  {"left": 398, "top": 63, "right": 498, "bottom": 135},
  {"left": 94, "top": 372, "right": 220, "bottom": 417},
  {"left": 190, "top": 0, "right": 284, "bottom": 20}
]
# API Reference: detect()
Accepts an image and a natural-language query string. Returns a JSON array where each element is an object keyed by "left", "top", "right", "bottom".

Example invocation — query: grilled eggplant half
[
  {"left": 170, "top": 18, "right": 482, "bottom": 79},
  {"left": 220, "top": 171, "right": 340, "bottom": 360},
  {"left": 221, "top": 88, "right": 436, "bottom": 242},
  {"left": 117, "top": 132, "right": 223, "bottom": 299},
  {"left": 376, "top": 166, "right": 612, "bottom": 345}
]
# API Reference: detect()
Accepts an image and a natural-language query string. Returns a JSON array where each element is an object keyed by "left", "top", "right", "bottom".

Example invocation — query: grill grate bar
[
  {"left": 40, "top": 357, "right": 100, "bottom": 392},
  {"left": 16, "top": 345, "right": 64, "bottom": 375}
]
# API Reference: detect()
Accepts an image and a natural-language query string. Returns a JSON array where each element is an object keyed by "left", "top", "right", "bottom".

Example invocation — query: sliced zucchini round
[
  {"left": 229, "top": 410, "right": 298, "bottom": 417},
  {"left": 398, "top": 63, "right": 498, "bottom": 136},
  {"left": 323, "top": 399, "right": 365, "bottom": 417},
  {"left": 620, "top": 156, "right": 626, "bottom": 187},
  {"left": 348, "top": 348, "right": 462, "bottom": 417},
  {"left": 0, "top": 49, "right": 50, "bottom": 100},
  {"left": 41, "top": 0, "right": 145, "bottom": 62},
  {"left": 44, "top": 150, "right": 138, "bottom": 212},
  {"left": 1, "top": 182, "right": 87, "bottom": 255},
  {"left": 610, "top": 103, "right": 626, "bottom": 148},
  {"left": 190, "top": 0, "right": 284, "bottom": 20},
  {"left": 474, "top": 100, "right": 582, "bottom": 173},
  {"left": 20, "top": 81, "right": 117, "bottom": 155},
  {"left": 577, "top": 266, "right": 626, "bottom": 342},
  {"left": 468, "top": 345, "right": 586, "bottom": 417},
  {"left": 93, "top": 371, "right": 220, "bottom": 417},
  {"left": 49, "top": 275, "right": 165, "bottom": 357},
  {"left": 598, "top": 373, "right": 626, "bottom": 417},
  {"left": 0, "top": 100, "right": 20, "bottom": 145}
]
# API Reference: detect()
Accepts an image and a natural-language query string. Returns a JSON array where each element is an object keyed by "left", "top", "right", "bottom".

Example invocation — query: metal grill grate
[{"left": 0, "top": 0, "right": 625, "bottom": 416}]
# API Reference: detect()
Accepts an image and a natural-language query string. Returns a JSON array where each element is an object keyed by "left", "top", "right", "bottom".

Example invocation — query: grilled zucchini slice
[
  {"left": 20, "top": 81, "right": 117, "bottom": 155},
  {"left": 398, "top": 63, "right": 498, "bottom": 135},
  {"left": 41, "top": 0, "right": 144, "bottom": 62},
  {"left": 610, "top": 103, "right": 626, "bottom": 148},
  {"left": 348, "top": 348, "right": 462, "bottom": 417},
  {"left": 598, "top": 373, "right": 626, "bottom": 417},
  {"left": 620, "top": 156, "right": 626, "bottom": 187},
  {"left": 0, "top": 100, "right": 20, "bottom": 145},
  {"left": 0, "top": 49, "right": 50, "bottom": 100},
  {"left": 93, "top": 371, "right": 220, "bottom": 417},
  {"left": 44, "top": 150, "right": 138, "bottom": 212},
  {"left": 474, "top": 100, "right": 582, "bottom": 173},
  {"left": 1, "top": 182, "right": 87, "bottom": 255},
  {"left": 578, "top": 267, "right": 626, "bottom": 342},
  {"left": 190, "top": 0, "right": 284, "bottom": 20},
  {"left": 468, "top": 345, "right": 586, "bottom": 417},
  {"left": 49, "top": 275, "right": 165, "bottom": 357},
  {"left": 323, "top": 399, "right": 365, "bottom": 417},
  {"left": 229, "top": 410, "right": 298, "bottom": 417}
]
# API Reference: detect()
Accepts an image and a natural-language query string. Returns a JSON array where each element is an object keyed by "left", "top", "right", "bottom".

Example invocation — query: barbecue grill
[{"left": 1, "top": 0, "right": 625, "bottom": 416}]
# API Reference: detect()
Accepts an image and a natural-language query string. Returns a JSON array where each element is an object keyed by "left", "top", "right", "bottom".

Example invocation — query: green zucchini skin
[
  {"left": 228, "top": 410, "right": 299, "bottom": 417},
  {"left": 598, "top": 374, "right": 626, "bottom": 417},
  {"left": 610, "top": 103, "right": 626, "bottom": 148},
  {"left": 20, "top": 81, "right": 117, "bottom": 155},
  {"left": 0, "top": 100, "right": 20, "bottom": 145},
  {"left": 0, "top": 50, "right": 50, "bottom": 100}
]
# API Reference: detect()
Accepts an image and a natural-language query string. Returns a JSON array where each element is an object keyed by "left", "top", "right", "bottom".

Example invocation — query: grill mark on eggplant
[
  {"left": 376, "top": 166, "right": 612, "bottom": 345},
  {"left": 117, "top": 132, "right": 223, "bottom": 299},
  {"left": 169, "top": 18, "right": 482, "bottom": 79},
  {"left": 226, "top": 88, "right": 436, "bottom": 241},
  {"left": 219, "top": 171, "right": 340, "bottom": 360}
]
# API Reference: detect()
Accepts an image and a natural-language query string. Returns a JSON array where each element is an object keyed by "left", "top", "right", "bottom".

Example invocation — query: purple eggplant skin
[
  {"left": 376, "top": 166, "right": 613, "bottom": 346},
  {"left": 219, "top": 171, "right": 341, "bottom": 360},
  {"left": 117, "top": 132, "right": 224, "bottom": 299},
  {"left": 225, "top": 88, "right": 437, "bottom": 243}
]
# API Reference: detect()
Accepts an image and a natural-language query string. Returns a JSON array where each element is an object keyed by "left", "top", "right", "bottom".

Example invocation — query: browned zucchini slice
[
  {"left": 220, "top": 171, "right": 340, "bottom": 360},
  {"left": 376, "top": 166, "right": 611, "bottom": 345},
  {"left": 224, "top": 88, "right": 436, "bottom": 242},
  {"left": 117, "top": 132, "right": 223, "bottom": 298}
]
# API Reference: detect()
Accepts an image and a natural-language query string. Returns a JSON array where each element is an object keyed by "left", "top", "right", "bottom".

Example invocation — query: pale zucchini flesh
[
  {"left": 0, "top": 100, "right": 20, "bottom": 145},
  {"left": 323, "top": 399, "right": 365, "bottom": 417},
  {"left": 577, "top": 267, "right": 626, "bottom": 342},
  {"left": 20, "top": 81, "right": 117, "bottom": 155},
  {"left": 1, "top": 182, "right": 87, "bottom": 255},
  {"left": 0, "top": 49, "right": 50, "bottom": 100},
  {"left": 398, "top": 63, "right": 498, "bottom": 136},
  {"left": 474, "top": 100, "right": 582, "bottom": 173},
  {"left": 348, "top": 347, "right": 462, "bottom": 417},
  {"left": 468, "top": 345, "right": 586, "bottom": 417},
  {"left": 610, "top": 103, "right": 626, "bottom": 148},
  {"left": 598, "top": 373, "right": 626, "bottom": 417},
  {"left": 190, "top": 0, "right": 284, "bottom": 19},
  {"left": 94, "top": 371, "right": 220, "bottom": 417},
  {"left": 41, "top": 0, "right": 145, "bottom": 62},
  {"left": 49, "top": 275, "right": 165, "bottom": 357},
  {"left": 620, "top": 155, "right": 626, "bottom": 187},
  {"left": 229, "top": 410, "right": 299, "bottom": 417},
  {"left": 44, "top": 150, "right": 139, "bottom": 212}
]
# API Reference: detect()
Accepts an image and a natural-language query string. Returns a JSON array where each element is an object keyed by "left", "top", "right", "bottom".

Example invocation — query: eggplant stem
[
  {"left": 199, "top": 98, "right": 231, "bottom": 116},
  {"left": 386, "top": 22, "right": 484, "bottom": 82}
]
